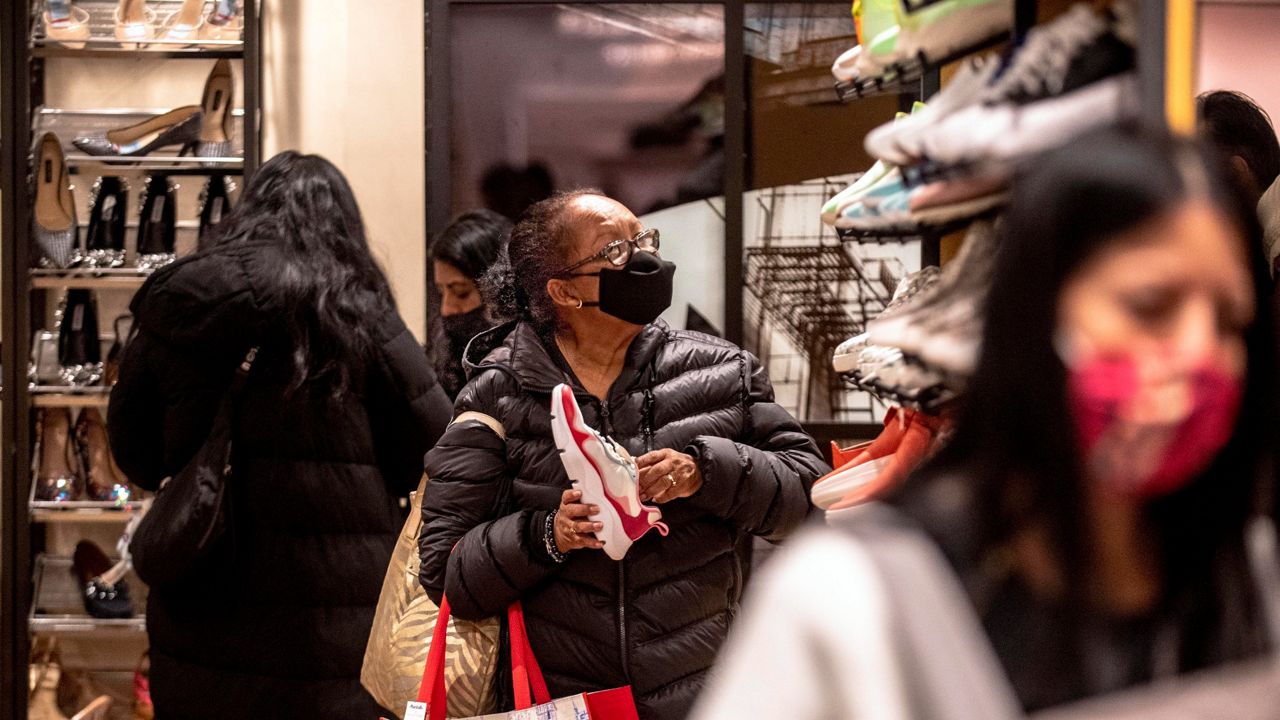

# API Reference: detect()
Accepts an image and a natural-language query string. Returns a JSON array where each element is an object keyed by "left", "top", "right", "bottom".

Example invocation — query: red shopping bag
[{"left": 413, "top": 596, "right": 640, "bottom": 720}]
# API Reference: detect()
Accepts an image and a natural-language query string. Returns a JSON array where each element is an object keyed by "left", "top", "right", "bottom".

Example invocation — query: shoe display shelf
[
  {"left": 897, "top": 155, "right": 1003, "bottom": 189},
  {"left": 30, "top": 555, "right": 146, "bottom": 635},
  {"left": 835, "top": 214, "right": 981, "bottom": 243},
  {"left": 35, "top": 107, "right": 246, "bottom": 174},
  {"left": 839, "top": 366, "right": 957, "bottom": 414},
  {"left": 30, "top": 0, "right": 243, "bottom": 59},
  {"left": 30, "top": 391, "right": 114, "bottom": 410},
  {"left": 30, "top": 479, "right": 145, "bottom": 523},
  {"left": 2, "top": 4, "right": 263, "bottom": 712},
  {"left": 834, "top": 32, "right": 1007, "bottom": 102},
  {"left": 30, "top": 267, "right": 154, "bottom": 291}
]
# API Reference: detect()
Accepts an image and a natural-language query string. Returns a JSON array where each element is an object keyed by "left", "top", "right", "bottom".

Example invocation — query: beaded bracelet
[{"left": 544, "top": 510, "right": 569, "bottom": 564}]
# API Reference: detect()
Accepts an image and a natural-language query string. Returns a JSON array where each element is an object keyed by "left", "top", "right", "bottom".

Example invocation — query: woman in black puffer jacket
[
  {"left": 419, "top": 190, "right": 827, "bottom": 720},
  {"left": 109, "top": 153, "right": 452, "bottom": 719}
]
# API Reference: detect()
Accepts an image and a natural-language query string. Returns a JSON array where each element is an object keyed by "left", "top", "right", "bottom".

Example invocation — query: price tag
[{"left": 403, "top": 701, "right": 428, "bottom": 720}]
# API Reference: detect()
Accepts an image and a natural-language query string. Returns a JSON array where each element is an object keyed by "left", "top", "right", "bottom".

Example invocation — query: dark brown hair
[{"left": 482, "top": 189, "right": 603, "bottom": 333}]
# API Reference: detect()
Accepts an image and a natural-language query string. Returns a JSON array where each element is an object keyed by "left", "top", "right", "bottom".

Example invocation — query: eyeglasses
[{"left": 556, "top": 228, "right": 660, "bottom": 276}]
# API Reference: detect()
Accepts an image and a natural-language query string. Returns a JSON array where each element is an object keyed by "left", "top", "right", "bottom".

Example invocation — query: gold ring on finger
[{"left": 666, "top": 473, "right": 676, "bottom": 489}]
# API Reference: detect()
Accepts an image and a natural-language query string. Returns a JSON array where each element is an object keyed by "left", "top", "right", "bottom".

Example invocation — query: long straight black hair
[
  {"left": 203, "top": 151, "right": 397, "bottom": 392},
  {"left": 895, "top": 123, "right": 1276, "bottom": 632}
]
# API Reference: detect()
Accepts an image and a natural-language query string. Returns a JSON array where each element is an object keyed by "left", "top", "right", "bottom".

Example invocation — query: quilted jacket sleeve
[
  {"left": 685, "top": 351, "right": 828, "bottom": 542},
  {"left": 418, "top": 372, "right": 562, "bottom": 620},
  {"left": 367, "top": 321, "right": 452, "bottom": 497}
]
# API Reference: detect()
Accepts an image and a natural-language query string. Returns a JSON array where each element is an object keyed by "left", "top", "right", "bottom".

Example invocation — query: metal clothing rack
[{"left": 0, "top": 1, "right": 264, "bottom": 715}]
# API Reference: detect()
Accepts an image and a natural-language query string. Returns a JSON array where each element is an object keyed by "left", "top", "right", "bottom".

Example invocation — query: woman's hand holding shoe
[
  {"left": 555, "top": 489, "right": 605, "bottom": 553},
  {"left": 637, "top": 448, "right": 704, "bottom": 503}
]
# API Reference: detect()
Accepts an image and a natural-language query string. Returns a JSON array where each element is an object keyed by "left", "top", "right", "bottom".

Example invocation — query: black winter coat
[
  {"left": 109, "top": 240, "right": 453, "bottom": 720},
  {"left": 419, "top": 320, "right": 827, "bottom": 720}
]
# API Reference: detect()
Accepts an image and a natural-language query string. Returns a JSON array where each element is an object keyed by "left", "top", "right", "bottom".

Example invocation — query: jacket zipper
[
  {"left": 594, "top": 399, "right": 629, "bottom": 677},
  {"left": 598, "top": 399, "right": 613, "bottom": 436},
  {"left": 618, "top": 562, "right": 629, "bottom": 678}
]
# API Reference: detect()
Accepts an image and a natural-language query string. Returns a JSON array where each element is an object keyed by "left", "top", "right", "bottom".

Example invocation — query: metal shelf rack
[{"left": 2, "top": 1, "right": 264, "bottom": 714}]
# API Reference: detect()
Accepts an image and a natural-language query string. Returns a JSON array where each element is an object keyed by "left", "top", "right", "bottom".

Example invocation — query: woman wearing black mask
[
  {"left": 430, "top": 209, "right": 512, "bottom": 399},
  {"left": 418, "top": 190, "right": 827, "bottom": 720}
]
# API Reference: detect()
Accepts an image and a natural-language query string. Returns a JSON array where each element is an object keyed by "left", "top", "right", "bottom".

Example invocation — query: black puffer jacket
[
  {"left": 109, "top": 240, "right": 452, "bottom": 720},
  {"left": 419, "top": 320, "right": 827, "bottom": 720}
]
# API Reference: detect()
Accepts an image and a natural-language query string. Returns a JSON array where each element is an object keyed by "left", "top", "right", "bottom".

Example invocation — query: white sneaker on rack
[
  {"left": 832, "top": 45, "right": 864, "bottom": 83},
  {"left": 893, "top": 0, "right": 1013, "bottom": 68},
  {"left": 918, "top": 72, "right": 1137, "bottom": 165},
  {"left": 864, "top": 55, "right": 1000, "bottom": 164}
]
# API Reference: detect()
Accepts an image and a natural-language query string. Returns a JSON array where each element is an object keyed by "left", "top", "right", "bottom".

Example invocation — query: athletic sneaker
[
  {"left": 833, "top": 169, "right": 915, "bottom": 230},
  {"left": 852, "top": 0, "right": 903, "bottom": 79},
  {"left": 894, "top": 0, "right": 1012, "bottom": 67},
  {"left": 867, "top": 3, "right": 1120, "bottom": 164},
  {"left": 908, "top": 174, "right": 1008, "bottom": 225},
  {"left": 823, "top": 104, "right": 925, "bottom": 226},
  {"left": 917, "top": 72, "right": 1137, "bottom": 165},
  {"left": 864, "top": 55, "right": 1000, "bottom": 164},
  {"left": 550, "top": 383, "right": 668, "bottom": 562},
  {"left": 832, "top": 44, "right": 864, "bottom": 83}
]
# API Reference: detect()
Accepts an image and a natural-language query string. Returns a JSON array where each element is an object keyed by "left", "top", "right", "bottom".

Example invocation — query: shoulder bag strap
[
  {"left": 223, "top": 346, "right": 259, "bottom": 558},
  {"left": 451, "top": 410, "right": 506, "bottom": 440}
]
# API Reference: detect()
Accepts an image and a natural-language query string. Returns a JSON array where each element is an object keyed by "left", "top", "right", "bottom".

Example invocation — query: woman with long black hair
[
  {"left": 693, "top": 124, "right": 1279, "bottom": 719},
  {"left": 109, "top": 151, "right": 452, "bottom": 719},
  {"left": 429, "top": 209, "right": 512, "bottom": 399}
]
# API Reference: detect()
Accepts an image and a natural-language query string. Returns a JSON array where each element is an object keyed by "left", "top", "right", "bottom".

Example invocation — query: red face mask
[{"left": 1064, "top": 353, "right": 1242, "bottom": 499}]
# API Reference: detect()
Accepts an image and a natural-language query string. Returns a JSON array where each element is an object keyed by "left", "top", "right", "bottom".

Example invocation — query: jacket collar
[{"left": 465, "top": 319, "right": 670, "bottom": 396}]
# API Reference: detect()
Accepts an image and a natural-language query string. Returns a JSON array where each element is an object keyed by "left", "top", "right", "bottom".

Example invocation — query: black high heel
[
  {"left": 58, "top": 289, "right": 103, "bottom": 386},
  {"left": 73, "top": 541, "right": 134, "bottom": 619},
  {"left": 84, "top": 176, "right": 128, "bottom": 269},
  {"left": 72, "top": 106, "right": 203, "bottom": 159},
  {"left": 198, "top": 174, "right": 234, "bottom": 249},
  {"left": 104, "top": 314, "right": 132, "bottom": 387},
  {"left": 136, "top": 175, "right": 177, "bottom": 270}
]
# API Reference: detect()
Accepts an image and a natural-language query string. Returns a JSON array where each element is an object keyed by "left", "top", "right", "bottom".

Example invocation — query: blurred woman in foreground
[{"left": 694, "top": 123, "right": 1278, "bottom": 718}]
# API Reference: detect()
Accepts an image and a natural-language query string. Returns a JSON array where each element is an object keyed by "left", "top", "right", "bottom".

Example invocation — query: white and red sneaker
[{"left": 551, "top": 383, "right": 668, "bottom": 561}]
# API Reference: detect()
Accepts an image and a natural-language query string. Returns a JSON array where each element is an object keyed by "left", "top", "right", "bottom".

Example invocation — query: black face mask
[
  {"left": 441, "top": 306, "right": 491, "bottom": 348},
  {"left": 582, "top": 251, "right": 676, "bottom": 326}
]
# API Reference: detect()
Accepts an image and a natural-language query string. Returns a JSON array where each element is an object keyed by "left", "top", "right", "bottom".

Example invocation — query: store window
[
  {"left": 741, "top": 3, "right": 908, "bottom": 425},
  {"left": 445, "top": 3, "right": 729, "bottom": 335}
]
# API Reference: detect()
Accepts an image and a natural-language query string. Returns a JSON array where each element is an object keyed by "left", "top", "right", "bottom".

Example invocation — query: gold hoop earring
[{"left": 575, "top": 299, "right": 584, "bottom": 309}]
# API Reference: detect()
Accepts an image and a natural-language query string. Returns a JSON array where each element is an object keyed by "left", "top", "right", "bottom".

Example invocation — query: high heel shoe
[
  {"left": 76, "top": 409, "right": 131, "bottom": 505},
  {"left": 115, "top": 0, "right": 156, "bottom": 49},
  {"left": 136, "top": 175, "right": 177, "bottom": 270},
  {"left": 198, "top": 60, "right": 234, "bottom": 162},
  {"left": 33, "top": 133, "right": 79, "bottom": 269},
  {"left": 199, "top": 0, "right": 242, "bottom": 46},
  {"left": 33, "top": 408, "right": 82, "bottom": 503},
  {"left": 29, "top": 638, "right": 68, "bottom": 720},
  {"left": 161, "top": 0, "right": 206, "bottom": 47},
  {"left": 58, "top": 289, "right": 103, "bottom": 386},
  {"left": 73, "top": 540, "right": 134, "bottom": 619},
  {"left": 44, "top": 0, "right": 91, "bottom": 49},
  {"left": 30, "top": 330, "right": 63, "bottom": 386},
  {"left": 198, "top": 174, "right": 234, "bottom": 248},
  {"left": 104, "top": 314, "right": 132, "bottom": 387},
  {"left": 72, "top": 106, "right": 203, "bottom": 160},
  {"left": 84, "top": 177, "right": 128, "bottom": 269}
]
